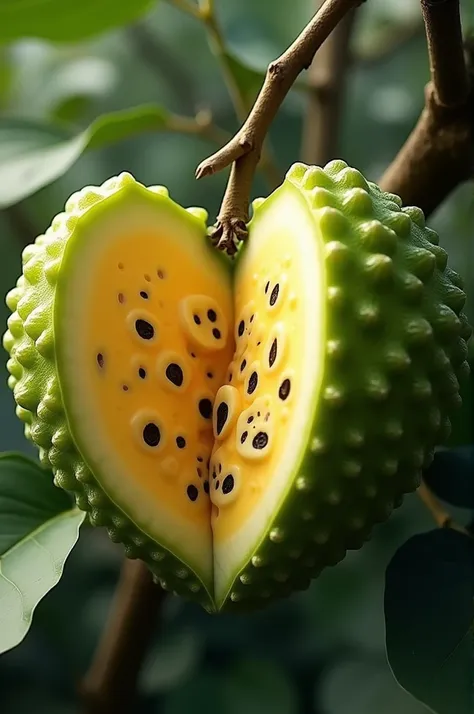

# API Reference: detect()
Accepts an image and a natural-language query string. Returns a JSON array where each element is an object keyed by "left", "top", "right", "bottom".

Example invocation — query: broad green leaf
[
  {"left": 0, "top": 452, "right": 85, "bottom": 655},
  {"left": 0, "top": 0, "right": 155, "bottom": 43},
  {"left": 0, "top": 105, "right": 172, "bottom": 208},
  {"left": 385, "top": 529, "right": 474, "bottom": 714}
]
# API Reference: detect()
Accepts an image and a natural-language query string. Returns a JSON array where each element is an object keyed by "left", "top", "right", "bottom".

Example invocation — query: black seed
[
  {"left": 140, "top": 291, "right": 149, "bottom": 299},
  {"left": 197, "top": 456, "right": 203, "bottom": 463},
  {"left": 176, "top": 436, "right": 186, "bottom": 449},
  {"left": 270, "top": 283, "right": 280, "bottom": 306},
  {"left": 247, "top": 416, "right": 254, "bottom": 424},
  {"left": 166, "top": 363, "right": 184, "bottom": 387},
  {"left": 222, "top": 474, "right": 234, "bottom": 494},
  {"left": 269, "top": 339, "right": 277, "bottom": 367},
  {"left": 257, "top": 412, "right": 261, "bottom": 417},
  {"left": 97, "top": 353, "right": 104, "bottom": 368},
  {"left": 122, "top": 385, "right": 129, "bottom": 392},
  {"left": 279, "top": 378, "right": 291, "bottom": 400},
  {"left": 250, "top": 314, "right": 254, "bottom": 323},
  {"left": 135, "top": 319, "right": 154, "bottom": 340},
  {"left": 216, "top": 402, "right": 228, "bottom": 435},
  {"left": 143, "top": 423, "right": 160, "bottom": 447},
  {"left": 257, "top": 341, "right": 261, "bottom": 346},
  {"left": 190, "top": 352, "right": 196, "bottom": 359},
  {"left": 213, "top": 328, "right": 221, "bottom": 339},
  {"left": 229, "top": 372, "right": 233, "bottom": 382},
  {"left": 238, "top": 320, "right": 245, "bottom": 337},
  {"left": 187, "top": 485, "right": 198, "bottom": 502},
  {"left": 218, "top": 463, "right": 222, "bottom": 474},
  {"left": 241, "top": 431, "right": 248, "bottom": 444},
  {"left": 193, "top": 314, "right": 201, "bottom": 325},
  {"left": 212, "top": 469, "right": 217, "bottom": 479},
  {"left": 252, "top": 432, "right": 268, "bottom": 450},
  {"left": 204, "top": 480, "right": 210, "bottom": 494},
  {"left": 240, "top": 359, "right": 247, "bottom": 372},
  {"left": 207, "top": 372, "right": 213, "bottom": 379},
  {"left": 215, "top": 480, "right": 220, "bottom": 489},
  {"left": 248, "top": 371, "right": 258, "bottom": 394},
  {"left": 207, "top": 309, "right": 217, "bottom": 322},
  {"left": 265, "top": 281, "right": 270, "bottom": 293},
  {"left": 197, "top": 467, "right": 202, "bottom": 478},
  {"left": 138, "top": 367, "right": 146, "bottom": 379},
  {"left": 199, "top": 398, "right": 213, "bottom": 419}
]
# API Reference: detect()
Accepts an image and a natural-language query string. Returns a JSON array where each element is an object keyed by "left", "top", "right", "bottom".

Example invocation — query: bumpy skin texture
[
  {"left": 222, "top": 160, "right": 472, "bottom": 611},
  {"left": 2, "top": 173, "right": 216, "bottom": 609}
]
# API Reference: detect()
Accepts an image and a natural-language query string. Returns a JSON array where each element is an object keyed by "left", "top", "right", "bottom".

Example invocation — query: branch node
[{"left": 208, "top": 217, "right": 248, "bottom": 256}]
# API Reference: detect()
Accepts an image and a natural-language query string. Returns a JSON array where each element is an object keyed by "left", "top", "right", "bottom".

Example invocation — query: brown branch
[
  {"left": 379, "top": 1, "right": 473, "bottom": 213},
  {"left": 196, "top": 0, "right": 363, "bottom": 253},
  {"left": 80, "top": 559, "right": 166, "bottom": 714},
  {"left": 417, "top": 480, "right": 470, "bottom": 536},
  {"left": 301, "top": 4, "right": 357, "bottom": 165}
]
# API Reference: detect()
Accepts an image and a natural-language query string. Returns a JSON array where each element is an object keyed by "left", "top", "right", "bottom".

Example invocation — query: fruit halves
[{"left": 3, "top": 161, "right": 472, "bottom": 612}]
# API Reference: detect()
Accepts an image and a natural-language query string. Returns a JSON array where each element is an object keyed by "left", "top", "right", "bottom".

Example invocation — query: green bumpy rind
[
  {"left": 2, "top": 172, "right": 216, "bottom": 609},
  {"left": 223, "top": 159, "right": 472, "bottom": 611}
]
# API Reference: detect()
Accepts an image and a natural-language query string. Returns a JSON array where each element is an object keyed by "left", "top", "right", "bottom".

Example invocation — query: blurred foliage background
[{"left": 1, "top": 0, "right": 473, "bottom": 712}]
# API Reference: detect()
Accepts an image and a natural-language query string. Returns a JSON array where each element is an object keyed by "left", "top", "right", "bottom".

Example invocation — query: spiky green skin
[
  {"left": 223, "top": 160, "right": 472, "bottom": 611},
  {"left": 2, "top": 173, "right": 220, "bottom": 609}
]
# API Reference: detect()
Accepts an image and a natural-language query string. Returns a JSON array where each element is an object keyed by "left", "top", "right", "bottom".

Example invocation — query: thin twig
[
  {"left": 417, "top": 481, "right": 470, "bottom": 536},
  {"left": 196, "top": 0, "right": 363, "bottom": 254},
  {"left": 80, "top": 559, "right": 166, "bottom": 714},
  {"left": 379, "top": 1, "right": 473, "bottom": 213},
  {"left": 301, "top": 4, "right": 357, "bottom": 165}
]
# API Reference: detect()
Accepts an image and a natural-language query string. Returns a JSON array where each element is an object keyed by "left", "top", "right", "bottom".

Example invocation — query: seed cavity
[
  {"left": 138, "top": 367, "right": 146, "bottom": 379},
  {"left": 140, "top": 291, "right": 149, "bottom": 299},
  {"left": 207, "top": 309, "right": 217, "bottom": 322},
  {"left": 176, "top": 436, "right": 186, "bottom": 449},
  {"left": 199, "top": 398, "right": 213, "bottom": 419},
  {"left": 135, "top": 319, "right": 154, "bottom": 340},
  {"left": 144, "top": 274, "right": 151, "bottom": 282},
  {"left": 143, "top": 423, "right": 160, "bottom": 447},
  {"left": 193, "top": 314, "right": 201, "bottom": 325},
  {"left": 265, "top": 281, "right": 270, "bottom": 294},
  {"left": 216, "top": 402, "right": 229, "bottom": 435},
  {"left": 270, "top": 283, "right": 280, "bottom": 306},
  {"left": 248, "top": 371, "right": 258, "bottom": 394},
  {"left": 118, "top": 293, "right": 125, "bottom": 304},
  {"left": 222, "top": 474, "right": 234, "bottom": 494},
  {"left": 213, "top": 328, "right": 221, "bottom": 339},
  {"left": 122, "top": 384, "right": 129, "bottom": 392},
  {"left": 238, "top": 320, "right": 245, "bottom": 336},
  {"left": 247, "top": 416, "right": 254, "bottom": 424},
  {"left": 118, "top": 262, "right": 124, "bottom": 270},
  {"left": 204, "top": 481, "right": 210, "bottom": 494},
  {"left": 157, "top": 269, "right": 165, "bottom": 279},
  {"left": 241, "top": 431, "right": 248, "bottom": 443},
  {"left": 97, "top": 353, "right": 104, "bottom": 368},
  {"left": 279, "top": 379, "right": 291, "bottom": 400},
  {"left": 240, "top": 359, "right": 247, "bottom": 372},
  {"left": 252, "top": 432, "right": 268, "bottom": 449},
  {"left": 187, "top": 484, "right": 198, "bottom": 502},
  {"left": 207, "top": 371, "right": 213, "bottom": 379},
  {"left": 269, "top": 339, "right": 277, "bottom": 367},
  {"left": 166, "top": 363, "right": 184, "bottom": 387}
]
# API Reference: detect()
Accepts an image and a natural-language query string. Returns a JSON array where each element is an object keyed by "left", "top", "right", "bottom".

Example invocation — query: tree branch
[
  {"left": 417, "top": 480, "right": 470, "bottom": 536},
  {"left": 301, "top": 4, "right": 357, "bottom": 165},
  {"left": 379, "top": 1, "right": 473, "bottom": 214},
  {"left": 196, "top": 0, "right": 363, "bottom": 254},
  {"left": 80, "top": 559, "right": 166, "bottom": 714}
]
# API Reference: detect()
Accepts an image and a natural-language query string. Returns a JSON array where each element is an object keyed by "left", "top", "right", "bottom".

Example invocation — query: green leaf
[
  {"left": 223, "top": 659, "right": 298, "bottom": 714},
  {"left": 0, "top": 105, "right": 171, "bottom": 208},
  {"left": 0, "top": 0, "right": 155, "bottom": 43},
  {"left": 384, "top": 529, "right": 474, "bottom": 714},
  {"left": 224, "top": 51, "right": 268, "bottom": 107},
  {"left": 0, "top": 452, "right": 85, "bottom": 655}
]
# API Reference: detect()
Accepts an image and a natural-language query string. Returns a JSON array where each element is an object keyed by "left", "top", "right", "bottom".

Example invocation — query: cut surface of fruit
[
  {"left": 57, "top": 183, "right": 234, "bottom": 586},
  {"left": 210, "top": 182, "right": 323, "bottom": 605},
  {"left": 4, "top": 163, "right": 472, "bottom": 613}
]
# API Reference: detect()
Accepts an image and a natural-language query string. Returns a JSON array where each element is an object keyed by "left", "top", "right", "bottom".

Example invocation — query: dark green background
[{"left": 1, "top": 1, "right": 473, "bottom": 712}]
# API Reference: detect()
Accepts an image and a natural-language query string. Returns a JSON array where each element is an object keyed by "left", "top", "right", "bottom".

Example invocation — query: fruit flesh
[
  {"left": 56, "top": 189, "right": 233, "bottom": 583},
  {"left": 210, "top": 183, "right": 324, "bottom": 605}
]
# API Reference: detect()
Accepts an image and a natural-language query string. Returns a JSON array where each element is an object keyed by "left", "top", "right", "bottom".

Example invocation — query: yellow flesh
[{"left": 59, "top": 187, "right": 322, "bottom": 602}]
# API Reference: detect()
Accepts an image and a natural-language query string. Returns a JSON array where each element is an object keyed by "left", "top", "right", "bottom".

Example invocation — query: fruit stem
[
  {"left": 80, "top": 558, "right": 166, "bottom": 714},
  {"left": 417, "top": 480, "right": 471, "bottom": 537},
  {"left": 195, "top": 0, "right": 364, "bottom": 253}
]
